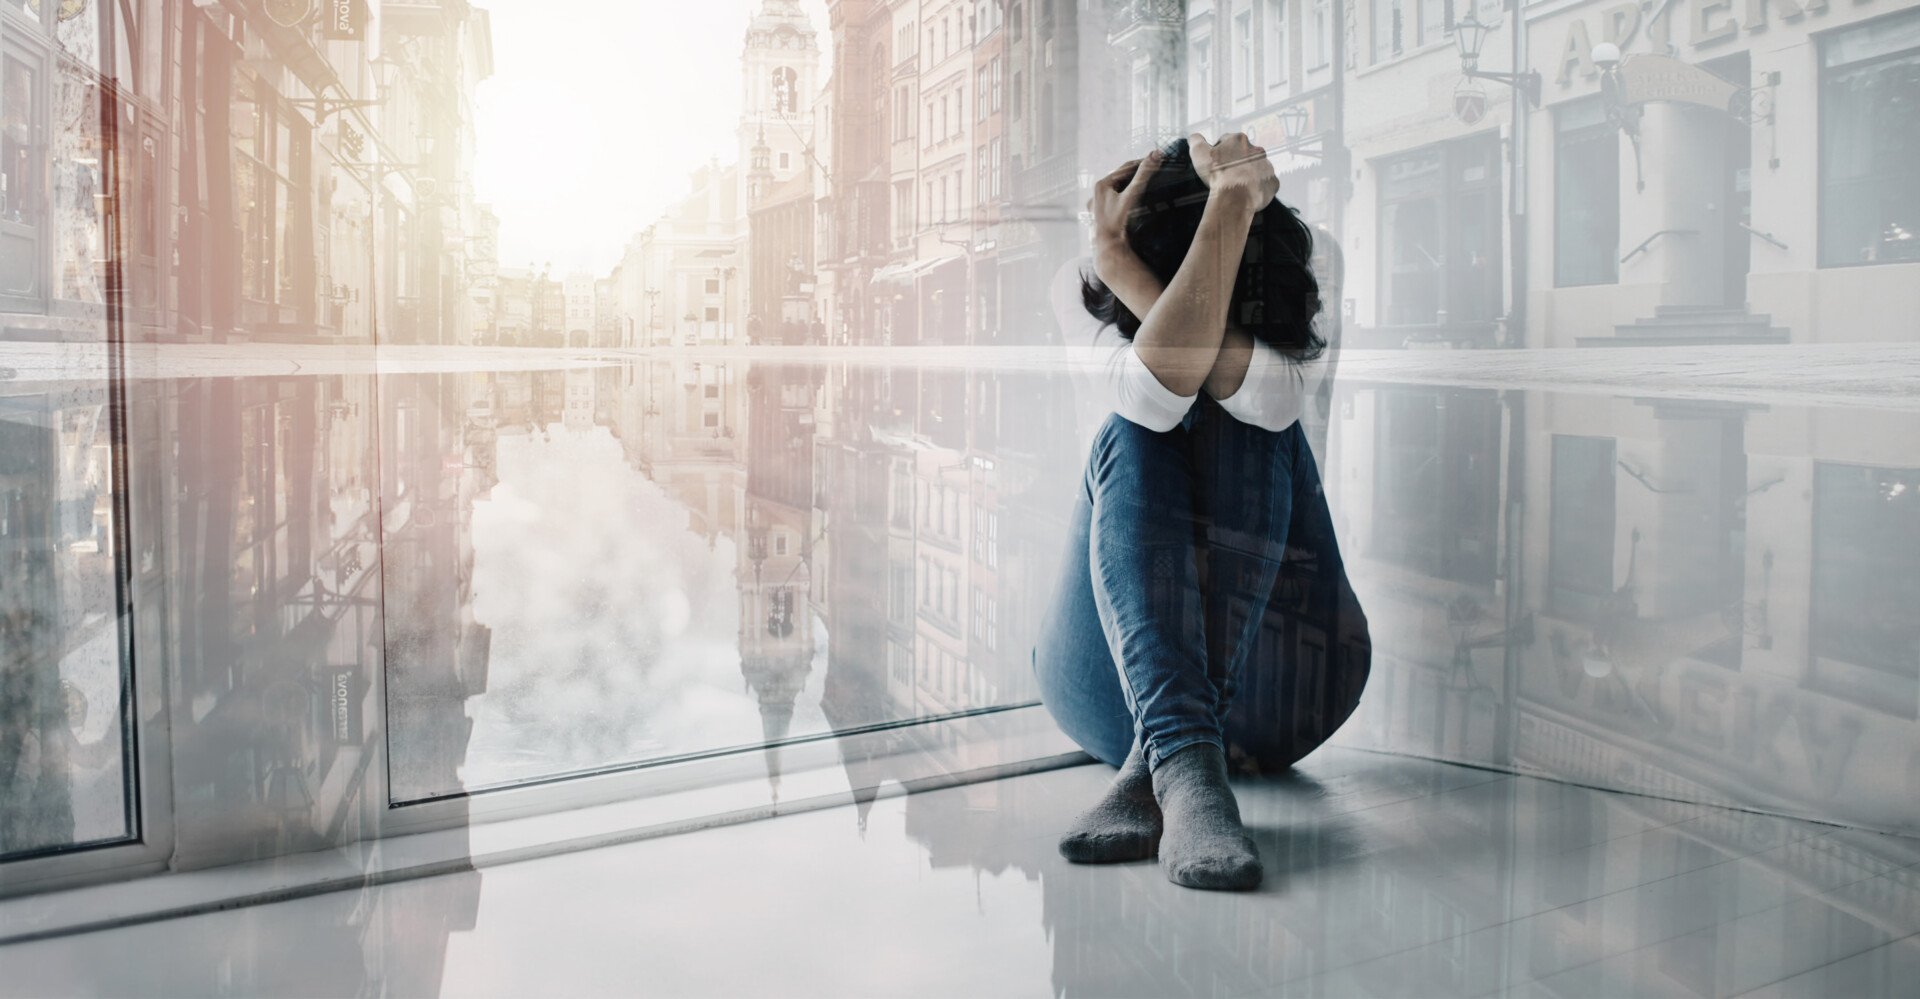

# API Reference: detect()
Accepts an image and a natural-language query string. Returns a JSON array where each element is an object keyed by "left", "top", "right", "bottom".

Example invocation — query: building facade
[{"left": 0, "top": 0, "right": 495, "bottom": 879}]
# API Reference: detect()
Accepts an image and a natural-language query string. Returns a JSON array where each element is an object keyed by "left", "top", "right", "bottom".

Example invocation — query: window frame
[
  {"left": 1805, "top": 461, "right": 1920, "bottom": 718},
  {"left": 1815, "top": 9, "right": 1920, "bottom": 269},
  {"left": 1372, "top": 0, "right": 1404, "bottom": 64},
  {"left": 0, "top": 0, "right": 176, "bottom": 899},
  {"left": 1552, "top": 96, "right": 1621, "bottom": 288},
  {"left": 0, "top": 381, "right": 174, "bottom": 897},
  {"left": 1545, "top": 434, "right": 1617, "bottom": 623},
  {"left": 0, "top": 38, "right": 48, "bottom": 312},
  {"left": 1308, "top": 0, "right": 1332, "bottom": 72},
  {"left": 1372, "top": 133, "right": 1503, "bottom": 332},
  {"left": 1369, "top": 388, "right": 1503, "bottom": 586},
  {"left": 1234, "top": 9, "right": 1254, "bottom": 100},
  {"left": 1190, "top": 35, "right": 1214, "bottom": 122},
  {"left": 1263, "top": 0, "right": 1290, "bottom": 96}
]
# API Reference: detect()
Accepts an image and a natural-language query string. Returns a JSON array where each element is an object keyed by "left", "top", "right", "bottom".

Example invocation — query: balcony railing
[
  {"left": 1011, "top": 153, "right": 1077, "bottom": 204},
  {"left": 1129, "top": 124, "right": 1186, "bottom": 152},
  {"left": 1109, "top": 0, "right": 1186, "bottom": 45}
]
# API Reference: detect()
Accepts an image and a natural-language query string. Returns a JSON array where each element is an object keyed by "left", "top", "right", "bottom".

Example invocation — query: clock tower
[{"left": 737, "top": 0, "right": 820, "bottom": 210}]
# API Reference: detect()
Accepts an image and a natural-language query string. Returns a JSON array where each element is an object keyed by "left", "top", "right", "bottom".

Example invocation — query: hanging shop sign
[
  {"left": 328, "top": 664, "right": 363, "bottom": 745},
  {"left": 1618, "top": 54, "right": 1739, "bottom": 110},
  {"left": 262, "top": 0, "right": 318, "bottom": 29},
  {"left": 1454, "top": 82, "right": 1489, "bottom": 125},
  {"left": 321, "top": 0, "right": 366, "bottom": 41}
]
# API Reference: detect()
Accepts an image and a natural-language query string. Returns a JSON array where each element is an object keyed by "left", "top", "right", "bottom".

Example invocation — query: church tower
[
  {"left": 747, "top": 126, "right": 774, "bottom": 206},
  {"left": 737, "top": 0, "right": 820, "bottom": 210}
]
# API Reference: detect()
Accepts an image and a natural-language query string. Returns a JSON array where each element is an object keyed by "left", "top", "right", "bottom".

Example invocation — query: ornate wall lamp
[
  {"left": 1272, "top": 104, "right": 1325, "bottom": 161},
  {"left": 1455, "top": 12, "right": 1541, "bottom": 108}
]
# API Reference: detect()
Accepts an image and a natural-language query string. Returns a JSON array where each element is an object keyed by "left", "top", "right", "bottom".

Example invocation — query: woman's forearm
[
  {"left": 1123, "top": 189, "right": 1257, "bottom": 397},
  {"left": 1095, "top": 235, "right": 1256, "bottom": 401}
]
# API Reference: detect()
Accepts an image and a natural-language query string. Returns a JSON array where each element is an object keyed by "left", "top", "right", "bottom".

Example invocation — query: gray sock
[
  {"left": 1058, "top": 741, "right": 1162, "bottom": 863},
  {"left": 1151, "top": 742, "right": 1263, "bottom": 891}
]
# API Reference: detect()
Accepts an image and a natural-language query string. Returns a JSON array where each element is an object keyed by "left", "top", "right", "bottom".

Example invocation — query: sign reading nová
[{"left": 322, "top": 0, "right": 365, "bottom": 41}]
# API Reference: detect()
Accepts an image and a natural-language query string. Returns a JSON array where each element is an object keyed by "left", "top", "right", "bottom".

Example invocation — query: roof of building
[{"left": 758, "top": 171, "right": 815, "bottom": 209}]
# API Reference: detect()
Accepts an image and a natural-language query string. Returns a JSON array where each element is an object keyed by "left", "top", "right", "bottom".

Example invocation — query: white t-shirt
[{"left": 1051, "top": 257, "right": 1322, "bottom": 448}]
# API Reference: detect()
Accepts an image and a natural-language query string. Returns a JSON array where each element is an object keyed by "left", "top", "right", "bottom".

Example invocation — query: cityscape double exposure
[{"left": 1, "top": 1, "right": 1917, "bottom": 991}]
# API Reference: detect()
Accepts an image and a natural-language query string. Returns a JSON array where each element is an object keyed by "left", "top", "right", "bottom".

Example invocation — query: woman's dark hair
[{"left": 1081, "top": 137, "right": 1324, "bottom": 362}]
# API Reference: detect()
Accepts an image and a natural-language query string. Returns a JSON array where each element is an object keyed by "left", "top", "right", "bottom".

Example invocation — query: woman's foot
[
  {"left": 1058, "top": 742, "right": 1162, "bottom": 863},
  {"left": 1151, "top": 743, "right": 1263, "bottom": 891}
]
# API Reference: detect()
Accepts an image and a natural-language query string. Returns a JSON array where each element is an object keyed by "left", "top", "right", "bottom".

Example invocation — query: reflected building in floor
[
  {"left": 887, "top": 750, "right": 1920, "bottom": 999},
  {"left": 382, "top": 367, "right": 497, "bottom": 803},
  {"left": 739, "top": 362, "right": 821, "bottom": 792}
]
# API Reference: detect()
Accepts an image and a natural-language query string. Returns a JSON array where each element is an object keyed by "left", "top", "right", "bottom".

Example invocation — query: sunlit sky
[{"left": 472, "top": 1, "right": 832, "bottom": 277}]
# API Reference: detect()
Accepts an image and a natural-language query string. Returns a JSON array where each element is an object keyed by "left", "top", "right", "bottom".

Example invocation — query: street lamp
[
  {"left": 1270, "top": 103, "right": 1325, "bottom": 160},
  {"left": 1590, "top": 40, "right": 1647, "bottom": 190},
  {"left": 1454, "top": 13, "right": 1541, "bottom": 107},
  {"left": 1279, "top": 104, "right": 1309, "bottom": 142},
  {"left": 1454, "top": 13, "right": 1492, "bottom": 72}
]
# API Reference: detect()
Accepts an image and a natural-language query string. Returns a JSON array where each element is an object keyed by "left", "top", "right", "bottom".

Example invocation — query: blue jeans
[{"left": 1035, "top": 397, "right": 1371, "bottom": 772}]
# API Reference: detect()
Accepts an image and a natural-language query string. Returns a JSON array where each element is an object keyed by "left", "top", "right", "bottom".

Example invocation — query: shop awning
[{"left": 871, "top": 257, "right": 946, "bottom": 284}]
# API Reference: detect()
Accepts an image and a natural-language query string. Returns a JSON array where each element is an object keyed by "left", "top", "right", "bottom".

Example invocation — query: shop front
[{"left": 1527, "top": 0, "right": 1920, "bottom": 347}]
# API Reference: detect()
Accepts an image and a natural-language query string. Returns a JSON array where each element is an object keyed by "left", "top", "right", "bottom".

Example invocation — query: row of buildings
[
  {"left": 2, "top": 4, "right": 497, "bottom": 952},
  {"left": 2, "top": 0, "right": 1914, "bottom": 893},
  {"left": 597, "top": 0, "right": 1918, "bottom": 833},
  {"left": 710, "top": 0, "right": 1920, "bottom": 352}
]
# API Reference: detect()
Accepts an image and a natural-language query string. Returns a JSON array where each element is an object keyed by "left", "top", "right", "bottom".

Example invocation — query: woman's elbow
[{"left": 1135, "top": 354, "right": 1210, "bottom": 398}]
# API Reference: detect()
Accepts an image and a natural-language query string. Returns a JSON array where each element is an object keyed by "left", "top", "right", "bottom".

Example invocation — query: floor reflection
[
  {"left": 382, "top": 356, "right": 1079, "bottom": 802},
  {"left": 353, "top": 347, "right": 1920, "bottom": 843},
  {"left": 884, "top": 751, "right": 1920, "bottom": 999},
  {"left": 9, "top": 745, "right": 1915, "bottom": 998},
  {"left": 7, "top": 334, "right": 1914, "bottom": 888}
]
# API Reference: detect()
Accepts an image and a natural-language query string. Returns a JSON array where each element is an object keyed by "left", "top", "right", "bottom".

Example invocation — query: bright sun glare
[{"left": 473, "top": 1, "right": 833, "bottom": 275}]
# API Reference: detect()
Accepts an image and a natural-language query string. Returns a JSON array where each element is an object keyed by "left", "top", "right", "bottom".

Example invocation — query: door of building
[
  {"left": 1376, "top": 133, "right": 1502, "bottom": 337},
  {"left": 1705, "top": 53, "right": 1752, "bottom": 308}
]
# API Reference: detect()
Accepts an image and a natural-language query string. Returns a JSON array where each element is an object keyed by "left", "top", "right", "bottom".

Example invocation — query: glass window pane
[
  {"left": 3, "top": 0, "right": 1912, "bottom": 871},
  {"left": 2, "top": 53, "right": 43, "bottom": 300},
  {"left": 1819, "top": 35, "right": 1920, "bottom": 266},
  {"left": 1555, "top": 100, "right": 1619, "bottom": 287},
  {"left": 2, "top": 3, "right": 132, "bottom": 865},
  {"left": 1809, "top": 464, "right": 1920, "bottom": 716},
  {"left": 384, "top": 355, "right": 1057, "bottom": 802},
  {"left": 52, "top": 61, "right": 103, "bottom": 303},
  {"left": 1548, "top": 435, "right": 1616, "bottom": 621},
  {"left": 0, "top": 394, "right": 135, "bottom": 860}
]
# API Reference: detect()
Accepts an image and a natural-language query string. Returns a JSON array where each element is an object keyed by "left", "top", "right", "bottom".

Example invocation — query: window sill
[{"left": 0, "top": 705, "right": 1082, "bottom": 945}]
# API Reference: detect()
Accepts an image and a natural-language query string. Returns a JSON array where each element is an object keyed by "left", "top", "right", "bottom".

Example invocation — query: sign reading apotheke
[
  {"left": 1554, "top": 0, "right": 1876, "bottom": 87},
  {"left": 322, "top": 0, "right": 365, "bottom": 40}
]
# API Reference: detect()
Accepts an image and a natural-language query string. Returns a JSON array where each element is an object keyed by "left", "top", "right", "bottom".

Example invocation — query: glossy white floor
[{"left": 6, "top": 746, "right": 1918, "bottom": 998}]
